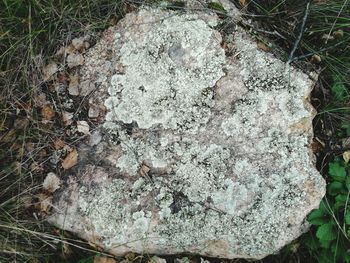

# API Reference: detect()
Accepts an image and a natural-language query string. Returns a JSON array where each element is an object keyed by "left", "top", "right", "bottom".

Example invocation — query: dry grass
[{"left": 0, "top": 0, "right": 349, "bottom": 262}]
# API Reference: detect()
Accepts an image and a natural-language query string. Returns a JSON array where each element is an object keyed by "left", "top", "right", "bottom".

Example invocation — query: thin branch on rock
[{"left": 287, "top": 0, "right": 311, "bottom": 64}]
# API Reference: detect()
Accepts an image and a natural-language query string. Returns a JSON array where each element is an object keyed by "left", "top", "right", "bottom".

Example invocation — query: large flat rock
[{"left": 48, "top": 2, "right": 325, "bottom": 260}]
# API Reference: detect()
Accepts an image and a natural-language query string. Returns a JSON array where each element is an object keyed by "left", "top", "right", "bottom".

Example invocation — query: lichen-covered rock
[{"left": 48, "top": 2, "right": 325, "bottom": 260}]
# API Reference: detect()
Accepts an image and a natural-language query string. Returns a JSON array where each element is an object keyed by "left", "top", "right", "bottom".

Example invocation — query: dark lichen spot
[{"left": 170, "top": 191, "right": 191, "bottom": 214}]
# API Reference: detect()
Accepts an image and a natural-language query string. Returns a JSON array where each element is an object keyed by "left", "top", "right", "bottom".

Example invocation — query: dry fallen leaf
[
  {"left": 34, "top": 92, "right": 48, "bottom": 107},
  {"left": 72, "top": 37, "right": 85, "bottom": 51},
  {"left": 257, "top": 41, "right": 271, "bottom": 52},
  {"left": 68, "top": 74, "right": 80, "bottom": 96},
  {"left": 43, "top": 172, "right": 61, "bottom": 193},
  {"left": 13, "top": 117, "right": 29, "bottom": 130},
  {"left": 54, "top": 139, "right": 66, "bottom": 150},
  {"left": 55, "top": 46, "right": 66, "bottom": 56},
  {"left": 138, "top": 162, "right": 151, "bottom": 178},
  {"left": 43, "top": 62, "right": 58, "bottom": 81},
  {"left": 88, "top": 104, "right": 100, "bottom": 118},
  {"left": 94, "top": 256, "right": 117, "bottom": 263},
  {"left": 67, "top": 53, "right": 84, "bottom": 68},
  {"left": 62, "top": 148, "right": 78, "bottom": 170},
  {"left": 41, "top": 104, "right": 55, "bottom": 121},
  {"left": 61, "top": 242, "right": 73, "bottom": 260},
  {"left": 239, "top": 0, "right": 248, "bottom": 8},
  {"left": 19, "top": 194, "right": 33, "bottom": 209},
  {"left": 62, "top": 111, "right": 74, "bottom": 126},
  {"left": 343, "top": 151, "right": 350, "bottom": 163},
  {"left": 79, "top": 79, "right": 95, "bottom": 96},
  {"left": 30, "top": 161, "right": 44, "bottom": 173},
  {"left": 37, "top": 193, "right": 53, "bottom": 214},
  {"left": 77, "top": 120, "right": 90, "bottom": 135}
]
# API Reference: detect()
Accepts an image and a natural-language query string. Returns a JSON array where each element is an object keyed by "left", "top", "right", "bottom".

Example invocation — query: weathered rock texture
[{"left": 49, "top": 2, "right": 325, "bottom": 260}]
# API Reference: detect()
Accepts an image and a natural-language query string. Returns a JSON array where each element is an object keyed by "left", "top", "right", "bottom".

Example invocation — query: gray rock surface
[{"left": 48, "top": 1, "right": 325, "bottom": 260}]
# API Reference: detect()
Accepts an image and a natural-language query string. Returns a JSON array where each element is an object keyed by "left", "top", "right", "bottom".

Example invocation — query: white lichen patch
[
  {"left": 48, "top": 3, "right": 326, "bottom": 261},
  {"left": 104, "top": 8, "right": 225, "bottom": 131}
]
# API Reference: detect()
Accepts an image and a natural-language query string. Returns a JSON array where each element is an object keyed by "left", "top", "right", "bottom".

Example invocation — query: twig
[
  {"left": 287, "top": 0, "right": 311, "bottom": 64},
  {"left": 324, "top": 0, "right": 349, "bottom": 44},
  {"left": 290, "top": 39, "right": 348, "bottom": 62}
]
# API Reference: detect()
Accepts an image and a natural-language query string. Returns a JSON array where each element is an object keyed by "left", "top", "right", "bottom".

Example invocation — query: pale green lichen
[{"left": 104, "top": 8, "right": 225, "bottom": 132}]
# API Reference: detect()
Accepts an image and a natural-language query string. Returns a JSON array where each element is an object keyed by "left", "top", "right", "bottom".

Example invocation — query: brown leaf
[
  {"left": 94, "top": 256, "right": 117, "bottom": 263},
  {"left": 58, "top": 72, "right": 70, "bottom": 87},
  {"left": 62, "top": 148, "right": 78, "bottom": 170},
  {"left": 30, "top": 161, "right": 44, "bottom": 173},
  {"left": 138, "top": 162, "right": 151, "bottom": 178},
  {"left": 54, "top": 139, "right": 66, "bottom": 150},
  {"left": 41, "top": 104, "right": 55, "bottom": 121},
  {"left": 239, "top": 0, "right": 248, "bottom": 8},
  {"left": 13, "top": 117, "right": 30, "bottom": 130},
  {"left": 257, "top": 41, "right": 271, "bottom": 52},
  {"left": 34, "top": 92, "right": 48, "bottom": 107}
]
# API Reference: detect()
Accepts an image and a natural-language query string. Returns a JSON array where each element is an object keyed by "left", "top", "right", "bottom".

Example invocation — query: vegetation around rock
[{"left": 0, "top": 0, "right": 349, "bottom": 262}]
